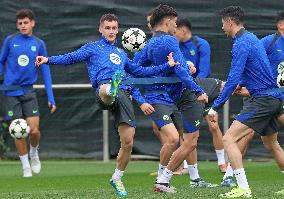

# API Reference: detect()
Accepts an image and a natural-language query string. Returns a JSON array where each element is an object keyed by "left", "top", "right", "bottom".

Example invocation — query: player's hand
[
  {"left": 208, "top": 108, "right": 217, "bottom": 122},
  {"left": 167, "top": 52, "right": 179, "bottom": 67},
  {"left": 48, "top": 102, "right": 57, "bottom": 114},
  {"left": 140, "top": 103, "right": 155, "bottom": 115},
  {"left": 36, "top": 56, "right": 48, "bottom": 67},
  {"left": 187, "top": 61, "right": 196, "bottom": 74},
  {"left": 197, "top": 93, "right": 208, "bottom": 104}
]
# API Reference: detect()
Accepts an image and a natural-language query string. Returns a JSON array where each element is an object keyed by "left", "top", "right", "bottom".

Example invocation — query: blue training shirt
[
  {"left": 0, "top": 33, "right": 55, "bottom": 105},
  {"left": 137, "top": 31, "right": 205, "bottom": 105},
  {"left": 212, "top": 29, "right": 283, "bottom": 111},
  {"left": 179, "top": 36, "right": 211, "bottom": 78},
  {"left": 261, "top": 32, "right": 284, "bottom": 81},
  {"left": 47, "top": 37, "right": 170, "bottom": 100}
]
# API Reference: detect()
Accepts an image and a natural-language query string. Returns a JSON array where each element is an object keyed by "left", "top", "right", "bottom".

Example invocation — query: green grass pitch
[{"left": 0, "top": 160, "right": 283, "bottom": 198}]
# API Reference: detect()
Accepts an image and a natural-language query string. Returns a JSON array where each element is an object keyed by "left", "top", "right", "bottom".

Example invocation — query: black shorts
[
  {"left": 97, "top": 89, "right": 135, "bottom": 128},
  {"left": 235, "top": 96, "right": 282, "bottom": 136},
  {"left": 194, "top": 78, "right": 222, "bottom": 116},
  {"left": 5, "top": 90, "right": 39, "bottom": 120},
  {"left": 175, "top": 89, "right": 205, "bottom": 133},
  {"left": 150, "top": 103, "right": 182, "bottom": 130}
]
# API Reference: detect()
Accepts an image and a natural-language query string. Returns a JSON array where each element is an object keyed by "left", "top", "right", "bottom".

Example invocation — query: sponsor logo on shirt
[
  {"left": 13, "top": 44, "right": 20, "bottom": 47},
  {"left": 31, "top": 46, "right": 37, "bottom": 52},
  {"left": 17, "top": 55, "right": 29, "bottom": 67},
  {"left": 110, "top": 53, "right": 121, "bottom": 65}
]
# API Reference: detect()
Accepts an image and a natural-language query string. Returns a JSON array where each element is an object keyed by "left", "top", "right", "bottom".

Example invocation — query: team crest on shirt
[
  {"left": 190, "top": 50, "right": 195, "bottom": 56},
  {"left": 163, "top": 115, "right": 170, "bottom": 121},
  {"left": 31, "top": 46, "right": 37, "bottom": 52},
  {"left": 18, "top": 55, "right": 29, "bottom": 67},
  {"left": 110, "top": 53, "right": 121, "bottom": 65}
]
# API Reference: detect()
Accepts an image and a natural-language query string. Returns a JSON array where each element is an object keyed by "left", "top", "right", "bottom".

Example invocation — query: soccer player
[
  {"left": 36, "top": 13, "right": 176, "bottom": 197},
  {"left": 208, "top": 6, "right": 284, "bottom": 198},
  {"left": 221, "top": 11, "right": 284, "bottom": 191},
  {"left": 175, "top": 18, "right": 211, "bottom": 78},
  {"left": 174, "top": 18, "right": 227, "bottom": 173},
  {"left": 136, "top": 4, "right": 214, "bottom": 193},
  {"left": 134, "top": 7, "right": 211, "bottom": 187},
  {"left": 0, "top": 9, "right": 56, "bottom": 177}
]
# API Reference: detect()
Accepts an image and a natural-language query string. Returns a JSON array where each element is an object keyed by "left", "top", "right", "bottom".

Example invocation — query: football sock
[
  {"left": 29, "top": 144, "right": 38, "bottom": 156},
  {"left": 19, "top": 154, "right": 30, "bottom": 169},
  {"left": 188, "top": 163, "right": 200, "bottom": 180},
  {"left": 234, "top": 168, "right": 249, "bottom": 189},
  {"left": 183, "top": 160, "right": 188, "bottom": 169},
  {"left": 215, "top": 149, "right": 226, "bottom": 165},
  {"left": 223, "top": 163, "right": 234, "bottom": 179},
  {"left": 156, "top": 168, "right": 173, "bottom": 184},
  {"left": 112, "top": 168, "right": 124, "bottom": 181},
  {"left": 158, "top": 164, "right": 166, "bottom": 177}
]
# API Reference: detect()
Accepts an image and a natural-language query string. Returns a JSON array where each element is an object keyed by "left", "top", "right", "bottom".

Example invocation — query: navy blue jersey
[
  {"left": 0, "top": 33, "right": 55, "bottom": 104},
  {"left": 261, "top": 33, "right": 284, "bottom": 81},
  {"left": 137, "top": 31, "right": 205, "bottom": 105},
  {"left": 212, "top": 29, "right": 283, "bottom": 111},
  {"left": 179, "top": 36, "right": 211, "bottom": 78}
]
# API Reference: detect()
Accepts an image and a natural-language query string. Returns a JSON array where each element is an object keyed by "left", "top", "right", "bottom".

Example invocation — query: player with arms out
[
  {"left": 0, "top": 9, "right": 56, "bottom": 177},
  {"left": 36, "top": 13, "right": 176, "bottom": 197}
]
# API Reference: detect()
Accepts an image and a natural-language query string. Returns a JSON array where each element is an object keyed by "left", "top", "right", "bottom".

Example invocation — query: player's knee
[
  {"left": 222, "top": 134, "right": 232, "bottom": 148},
  {"left": 121, "top": 138, "right": 134, "bottom": 151},
  {"left": 29, "top": 127, "right": 40, "bottom": 136},
  {"left": 183, "top": 137, "right": 198, "bottom": 152},
  {"left": 165, "top": 135, "right": 179, "bottom": 148}
]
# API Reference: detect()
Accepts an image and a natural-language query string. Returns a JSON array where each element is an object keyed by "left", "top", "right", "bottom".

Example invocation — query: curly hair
[
  {"left": 219, "top": 6, "right": 244, "bottom": 25},
  {"left": 150, "top": 4, "right": 177, "bottom": 28}
]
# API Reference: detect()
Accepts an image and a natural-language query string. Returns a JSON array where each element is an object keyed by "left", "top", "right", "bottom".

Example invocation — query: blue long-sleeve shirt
[
  {"left": 179, "top": 36, "right": 211, "bottom": 78},
  {"left": 212, "top": 29, "right": 283, "bottom": 111},
  {"left": 261, "top": 33, "right": 284, "bottom": 81},
  {"left": 0, "top": 33, "right": 55, "bottom": 105},
  {"left": 48, "top": 37, "right": 170, "bottom": 101},
  {"left": 137, "top": 31, "right": 205, "bottom": 105}
]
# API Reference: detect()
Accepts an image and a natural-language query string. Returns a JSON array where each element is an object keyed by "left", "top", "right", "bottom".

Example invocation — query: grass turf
[{"left": 0, "top": 160, "right": 283, "bottom": 198}]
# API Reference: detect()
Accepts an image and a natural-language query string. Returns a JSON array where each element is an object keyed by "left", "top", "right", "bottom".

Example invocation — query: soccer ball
[
  {"left": 277, "top": 73, "right": 284, "bottom": 87},
  {"left": 9, "top": 119, "right": 30, "bottom": 139},
  {"left": 122, "top": 28, "right": 146, "bottom": 52},
  {"left": 278, "top": 61, "right": 284, "bottom": 74}
]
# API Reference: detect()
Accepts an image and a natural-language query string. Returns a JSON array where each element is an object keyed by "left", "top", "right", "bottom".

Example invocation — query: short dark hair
[
  {"left": 16, "top": 9, "right": 35, "bottom": 21},
  {"left": 219, "top": 6, "right": 244, "bottom": 25},
  {"left": 146, "top": 8, "right": 154, "bottom": 17},
  {"left": 176, "top": 18, "right": 192, "bottom": 31},
  {"left": 276, "top": 11, "right": 284, "bottom": 23},
  {"left": 100, "top": 13, "right": 119, "bottom": 25},
  {"left": 150, "top": 4, "right": 177, "bottom": 28}
]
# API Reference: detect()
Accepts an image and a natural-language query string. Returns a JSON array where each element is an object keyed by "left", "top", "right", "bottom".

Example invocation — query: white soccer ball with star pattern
[
  {"left": 9, "top": 119, "right": 30, "bottom": 139},
  {"left": 122, "top": 28, "right": 146, "bottom": 52}
]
